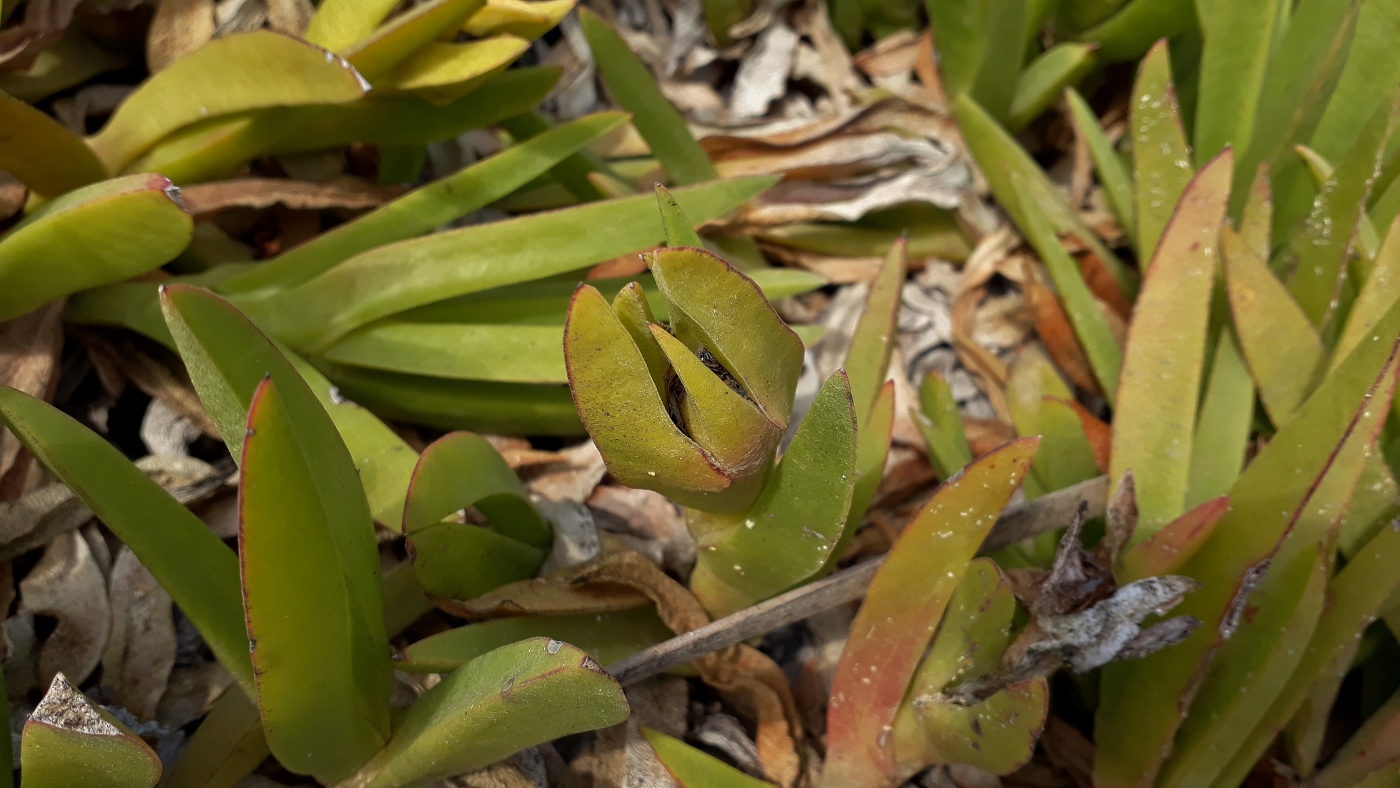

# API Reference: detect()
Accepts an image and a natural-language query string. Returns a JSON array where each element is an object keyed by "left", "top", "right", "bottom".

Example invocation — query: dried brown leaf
[
  {"left": 178, "top": 177, "right": 402, "bottom": 217},
  {"left": 19, "top": 530, "right": 110, "bottom": 688},
  {"left": 101, "top": 547, "right": 176, "bottom": 721},
  {"left": 145, "top": 0, "right": 214, "bottom": 72},
  {"left": 0, "top": 301, "right": 64, "bottom": 500}
]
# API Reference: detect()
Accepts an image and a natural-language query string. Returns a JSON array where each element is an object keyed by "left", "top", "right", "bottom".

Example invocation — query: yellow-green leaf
[
  {"left": 21, "top": 674, "right": 161, "bottom": 788},
  {"left": 240, "top": 376, "right": 390, "bottom": 781},
  {"left": 89, "top": 31, "right": 369, "bottom": 172},
  {"left": 0, "top": 174, "right": 190, "bottom": 322},
  {"left": 0, "top": 89, "right": 106, "bottom": 197},
  {"left": 1111, "top": 150, "right": 1232, "bottom": 542},
  {"left": 1131, "top": 40, "right": 1193, "bottom": 262}
]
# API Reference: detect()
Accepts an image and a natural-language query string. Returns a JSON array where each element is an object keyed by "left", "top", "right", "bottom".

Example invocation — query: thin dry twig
[{"left": 607, "top": 475, "right": 1108, "bottom": 685}]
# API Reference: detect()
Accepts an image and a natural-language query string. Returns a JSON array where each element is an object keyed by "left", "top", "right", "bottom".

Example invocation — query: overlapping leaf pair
[{"left": 565, "top": 188, "right": 903, "bottom": 617}]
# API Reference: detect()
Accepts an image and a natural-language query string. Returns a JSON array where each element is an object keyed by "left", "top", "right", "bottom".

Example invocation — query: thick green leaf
[
  {"left": 840, "top": 380, "right": 894, "bottom": 564},
  {"left": 0, "top": 387, "right": 249, "bottom": 687},
  {"left": 89, "top": 31, "right": 369, "bottom": 172},
  {"left": 344, "top": 0, "right": 486, "bottom": 80},
  {"left": 1185, "top": 328, "right": 1254, "bottom": 507},
  {"left": 399, "top": 608, "right": 673, "bottom": 672},
  {"left": 21, "top": 674, "right": 161, "bottom": 788},
  {"left": 645, "top": 728, "right": 774, "bottom": 787},
  {"left": 892, "top": 558, "right": 1047, "bottom": 776},
  {"left": 916, "top": 373, "right": 972, "bottom": 478},
  {"left": 244, "top": 176, "right": 777, "bottom": 350},
  {"left": 402, "top": 432, "right": 548, "bottom": 600},
  {"left": 466, "top": 0, "right": 577, "bottom": 39},
  {"left": 129, "top": 68, "right": 558, "bottom": 184},
  {"left": 1295, "top": 144, "right": 1381, "bottom": 263},
  {"left": 162, "top": 284, "right": 416, "bottom": 523},
  {"left": 657, "top": 183, "right": 705, "bottom": 247},
  {"left": 1230, "top": 0, "right": 1361, "bottom": 220},
  {"left": 578, "top": 8, "right": 716, "bottom": 186},
  {"left": 338, "top": 638, "right": 629, "bottom": 788},
  {"left": 1008, "top": 43, "right": 1096, "bottom": 132},
  {"left": 1223, "top": 225, "right": 1327, "bottom": 423},
  {"left": 688, "top": 371, "right": 858, "bottom": 618},
  {"left": 1287, "top": 96, "right": 1396, "bottom": 327},
  {"left": 824, "top": 439, "right": 1036, "bottom": 787},
  {"left": 1193, "top": 0, "right": 1279, "bottom": 165},
  {"left": 969, "top": 0, "right": 1030, "bottom": 123},
  {"left": 564, "top": 284, "right": 731, "bottom": 503},
  {"left": 926, "top": 0, "right": 982, "bottom": 99},
  {"left": 1013, "top": 176, "right": 1124, "bottom": 403},
  {"left": 1111, "top": 150, "right": 1232, "bottom": 541},
  {"left": 0, "top": 89, "right": 106, "bottom": 197},
  {"left": 1078, "top": 0, "right": 1196, "bottom": 61},
  {"left": 1066, "top": 88, "right": 1135, "bottom": 246},
  {"left": 1093, "top": 294, "right": 1400, "bottom": 788},
  {"left": 324, "top": 363, "right": 585, "bottom": 434},
  {"left": 322, "top": 322, "right": 566, "bottom": 384},
  {"left": 846, "top": 240, "right": 905, "bottom": 422},
  {"left": 222, "top": 117, "right": 628, "bottom": 297},
  {"left": 1131, "top": 40, "right": 1193, "bottom": 262},
  {"left": 161, "top": 284, "right": 416, "bottom": 527},
  {"left": 304, "top": 0, "right": 401, "bottom": 50},
  {"left": 240, "top": 377, "right": 390, "bottom": 781},
  {"left": 648, "top": 246, "right": 803, "bottom": 427},
  {"left": 0, "top": 174, "right": 190, "bottom": 322},
  {"left": 1157, "top": 545, "right": 1329, "bottom": 786}
]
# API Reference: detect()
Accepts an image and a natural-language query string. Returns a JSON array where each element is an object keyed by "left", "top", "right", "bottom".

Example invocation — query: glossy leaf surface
[
  {"left": 0, "top": 174, "right": 190, "bottom": 322},
  {"left": 1008, "top": 43, "right": 1096, "bottom": 132},
  {"left": 0, "top": 89, "right": 106, "bottom": 197},
  {"left": 343, "top": 0, "right": 486, "bottom": 79},
  {"left": 1287, "top": 96, "right": 1395, "bottom": 327},
  {"left": 339, "top": 638, "right": 629, "bottom": 788},
  {"left": 402, "top": 432, "right": 548, "bottom": 600},
  {"left": 1117, "top": 496, "right": 1228, "bottom": 582},
  {"left": 89, "top": 31, "right": 369, "bottom": 172},
  {"left": 1079, "top": 0, "right": 1196, "bottom": 61},
  {"left": 378, "top": 35, "right": 526, "bottom": 105},
  {"left": 824, "top": 439, "right": 1036, "bottom": 787},
  {"left": 1130, "top": 40, "right": 1193, "bottom": 263},
  {"left": 1111, "top": 151, "right": 1232, "bottom": 541},
  {"left": 465, "top": 0, "right": 575, "bottom": 38},
  {"left": 688, "top": 371, "right": 858, "bottom": 618},
  {"left": 240, "top": 377, "right": 390, "bottom": 781}
]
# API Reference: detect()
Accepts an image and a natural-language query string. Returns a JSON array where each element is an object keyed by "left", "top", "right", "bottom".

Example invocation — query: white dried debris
[{"left": 30, "top": 673, "right": 121, "bottom": 736}]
